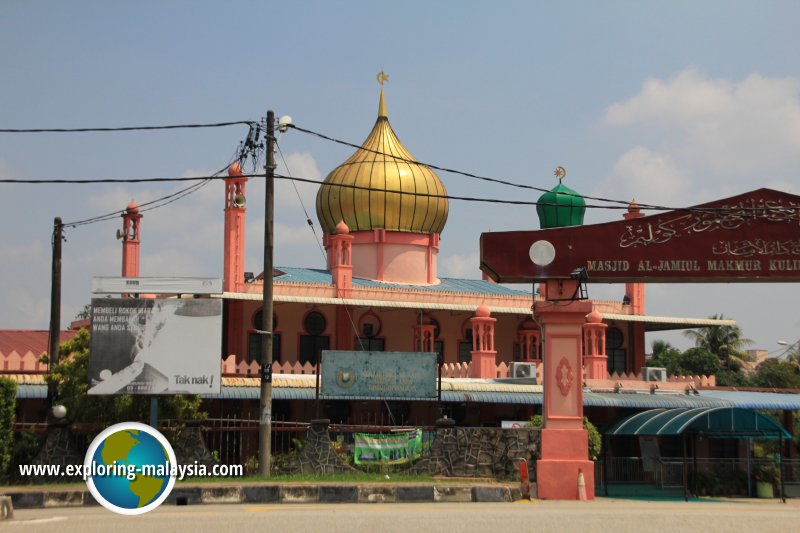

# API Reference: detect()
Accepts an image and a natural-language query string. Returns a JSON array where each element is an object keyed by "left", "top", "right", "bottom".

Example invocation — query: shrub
[
  {"left": 0, "top": 378, "right": 17, "bottom": 480},
  {"left": 526, "top": 414, "right": 602, "bottom": 460}
]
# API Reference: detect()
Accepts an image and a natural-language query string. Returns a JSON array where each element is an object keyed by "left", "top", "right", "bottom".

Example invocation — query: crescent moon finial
[
  {"left": 377, "top": 71, "right": 389, "bottom": 86},
  {"left": 554, "top": 166, "right": 567, "bottom": 182}
]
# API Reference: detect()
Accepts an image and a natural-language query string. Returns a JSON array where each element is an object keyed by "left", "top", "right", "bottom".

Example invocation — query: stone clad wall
[
  {"left": 279, "top": 419, "right": 539, "bottom": 480},
  {"left": 412, "top": 426, "right": 540, "bottom": 480},
  {"left": 283, "top": 419, "right": 357, "bottom": 475}
]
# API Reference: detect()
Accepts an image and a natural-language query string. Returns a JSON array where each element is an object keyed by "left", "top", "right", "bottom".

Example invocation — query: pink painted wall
[{"left": 227, "top": 301, "right": 530, "bottom": 368}]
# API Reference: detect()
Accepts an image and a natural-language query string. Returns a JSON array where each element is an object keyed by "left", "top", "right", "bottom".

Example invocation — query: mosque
[{"left": 1, "top": 80, "right": 798, "bottom": 499}]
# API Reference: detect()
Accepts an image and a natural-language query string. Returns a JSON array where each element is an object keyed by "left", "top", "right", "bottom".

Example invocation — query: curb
[
  {"left": 2, "top": 483, "right": 520, "bottom": 509},
  {"left": 0, "top": 496, "right": 12, "bottom": 520}
]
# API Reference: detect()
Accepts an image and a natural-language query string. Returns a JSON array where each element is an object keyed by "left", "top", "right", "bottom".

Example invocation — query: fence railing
[{"left": 598, "top": 456, "right": 798, "bottom": 495}]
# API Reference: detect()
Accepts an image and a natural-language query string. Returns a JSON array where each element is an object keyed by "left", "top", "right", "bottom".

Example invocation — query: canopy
[{"left": 604, "top": 407, "right": 791, "bottom": 439}]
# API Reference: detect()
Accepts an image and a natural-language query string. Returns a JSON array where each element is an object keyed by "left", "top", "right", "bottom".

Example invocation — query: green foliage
[
  {"left": 11, "top": 429, "right": 43, "bottom": 479},
  {"left": 683, "top": 315, "right": 753, "bottom": 371},
  {"left": 694, "top": 470, "right": 719, "bottom": 495},
  {"left": 679, "top": 347, "right": 721, "bottom": 376},
  {"left": 0, "top": 377, "right": 17, "bottom": 479},
  {"left": 750, "top": 359, "right": 800, "bottom": 389},
  {"left": 714, "top": 367, "right": 751, "bottom": 387},
  {"left": 755, "top": 463, "right": 780, "bottom": 486},
  {"left": 526, "top": 415, "right": 602, "bottom": 461},
  {"left": 648, "top": 343, "right": 684, "bottom": 376},
  {"left": 44, "top": 328, "right": 206, "bottom": 430},
  {"left": 649, "top": 343, "right": 720, "bottom": 377}
]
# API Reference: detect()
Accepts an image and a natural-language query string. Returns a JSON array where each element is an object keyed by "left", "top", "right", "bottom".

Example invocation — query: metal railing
[{"left": 598, "top": 456, "right": 798, "bottom": 495}]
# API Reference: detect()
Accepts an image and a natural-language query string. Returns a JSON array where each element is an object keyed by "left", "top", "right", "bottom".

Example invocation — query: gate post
[{"left": 535, "top": 280, "right": 595, "bottom": 500}]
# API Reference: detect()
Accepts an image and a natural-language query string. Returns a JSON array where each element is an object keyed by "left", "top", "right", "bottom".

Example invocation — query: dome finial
[
  {"left": 377, "top": 71, "right": 389, "bottom": 117},
  {"left": 554, "top": 166, "right": 567, "bottom": 183}
]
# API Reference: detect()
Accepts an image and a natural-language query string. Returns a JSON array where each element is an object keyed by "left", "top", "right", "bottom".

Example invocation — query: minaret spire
[{"left": 377, "top": 71, "right": 389, "bottom": 117}]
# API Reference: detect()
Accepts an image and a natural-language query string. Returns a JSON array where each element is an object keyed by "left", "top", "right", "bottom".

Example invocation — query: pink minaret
[
  {"left": 121, "top": 200, "right": 142, "bottom": 277},
  {"left": 583, "top": 309, "right": 608, "bottom": 380},
  {"left": 469, "top": 304, "right": 497, "bottom": 378},
  {"left": 223, "top": 162, "right": 248, "bottom": 292},
  {"left": 329, "top": 220, "right": 354, "bottom": 298}
]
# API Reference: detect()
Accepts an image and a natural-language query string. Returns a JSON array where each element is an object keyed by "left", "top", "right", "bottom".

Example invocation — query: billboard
[
  {"left": 320, "top": 351, "right": 437, "bottom": 400},
  {"left": 480, "top": 188, "right": 800, "bottom": 283},
  {"left": 89, "top": 298, "right": 222, "bottom": 395},
  {"left": 91, "top": 277, "right": 222, "bottom": 294}
]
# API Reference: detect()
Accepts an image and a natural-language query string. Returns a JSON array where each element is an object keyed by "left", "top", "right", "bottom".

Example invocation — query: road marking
[{"left": 4, "top": 517, "right": 68, "bottom": 526}]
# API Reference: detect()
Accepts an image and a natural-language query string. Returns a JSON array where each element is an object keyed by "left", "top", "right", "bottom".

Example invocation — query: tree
[
  {"left": 750, "top": 359, "right": 800, "bottom": 389},
  {"left": 684, "top": 314, "right": 753, "bottom": 372},
  {"left": 678, "top": 347, "right": 721, "bottom": 377},
  {"left": 44, "top": 328, "right": 206, "bottom": 429},
  {"left": 648, "top": 341, "right": 684, "bottom": 376}
]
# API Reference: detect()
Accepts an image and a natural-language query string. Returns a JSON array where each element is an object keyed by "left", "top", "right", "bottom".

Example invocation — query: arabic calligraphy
[
  {"left": 619, "top": 199, "right": 800, "bottom": 249},
  {"left": 712, "top": 239, "right": 800, "bottom": 257}
]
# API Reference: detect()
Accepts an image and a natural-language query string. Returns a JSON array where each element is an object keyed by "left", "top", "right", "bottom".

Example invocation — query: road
[{"left": 4, "top": 500, "right": 798, "bottom": 533}]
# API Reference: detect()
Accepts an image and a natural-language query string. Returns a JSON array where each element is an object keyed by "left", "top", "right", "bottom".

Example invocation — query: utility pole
[
  {"left": 47, "top": 217, "right": 63, "bottom": 410},
  {"left": 258, "top": 110, "right": 275, "bottom": 477}
]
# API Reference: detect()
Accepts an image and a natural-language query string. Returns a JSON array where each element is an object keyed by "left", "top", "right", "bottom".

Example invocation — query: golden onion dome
[{"left": 316, "top": 87, "right": 449, "bottom": 234}]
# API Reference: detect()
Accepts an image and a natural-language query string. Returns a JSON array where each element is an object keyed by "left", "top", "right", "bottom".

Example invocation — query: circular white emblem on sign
[{"left": 529, "top": 240, "right": 556, "bottom": 266}]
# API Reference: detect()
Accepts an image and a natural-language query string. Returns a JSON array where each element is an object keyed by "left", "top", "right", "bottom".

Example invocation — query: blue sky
[{"left": 1, "top": 1, "right": 799, "bottom": 353}]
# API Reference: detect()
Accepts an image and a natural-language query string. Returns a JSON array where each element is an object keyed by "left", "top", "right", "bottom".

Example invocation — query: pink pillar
[
  {"left": 121, "top": 200, "right": 142, "bottom": 278},
  {"left": 327, "top": 221, "right": 356, "bottom": 351},
  {"left": 583, "top": 310, "right": 608, "bottom": 380},
  {"left": 623, "top": 201, "right": 646, "bottom": 314},
  {"left": 328, "top": 221, "right": 354, "bottom": 298},
  {"left": 536, "top": 280, "right": 595, "bottom": 500},
  {"left": 223, "top": 163, "right": 248, "bottom": 293},
  {"left": 469, "top": 304, "right": 497, "bottom": 378}
]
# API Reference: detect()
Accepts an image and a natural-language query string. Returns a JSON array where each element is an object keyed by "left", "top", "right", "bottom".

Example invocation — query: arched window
[
  {"left": 606, "top": 326, "right": 626, "bottom": 374},
  {"left": 356, "top": 311, "right": 385, "bottom": 351},
  {"left": 458, "top": 320, "right": 473, "bottom": 363},
  {"left": 299, "top": 310, "right": 330, "bottom": 366},
  {"left": 249, "top": 310, "right": 281, "bottom": 364}
]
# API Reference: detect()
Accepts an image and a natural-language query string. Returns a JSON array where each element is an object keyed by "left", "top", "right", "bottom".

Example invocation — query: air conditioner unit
[
  {"left": 510, "top": 362, "right": 537, "bottom": 380},
  {"left": 643, "top": 367, "right": 667, "bottom": 382}
]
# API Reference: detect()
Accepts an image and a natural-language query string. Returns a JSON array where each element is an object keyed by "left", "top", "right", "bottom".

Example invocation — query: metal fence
[
  {"left": 160, "top": 414, "right": 437, "bottom": 475},
  {"left": 597, "top": 456, "right": 799, "bottom": 495}
]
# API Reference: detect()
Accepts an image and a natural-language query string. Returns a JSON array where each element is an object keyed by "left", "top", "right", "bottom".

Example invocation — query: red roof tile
[{"left": 0, "top": 330, "right": 80, "bottom": 356}]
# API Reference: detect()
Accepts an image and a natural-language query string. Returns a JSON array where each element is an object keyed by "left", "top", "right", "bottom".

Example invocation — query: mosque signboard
[
  {"left": 320, "top": 351, "right": 437, "bottom": 400},
  {"left": 480, "top": 188, "right": 800, "bottom": 283}
]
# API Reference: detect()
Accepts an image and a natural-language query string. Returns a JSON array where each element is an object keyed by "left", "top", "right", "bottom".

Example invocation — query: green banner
[{"left": 353, "top": 429, "right": 423, "bottom": 465}]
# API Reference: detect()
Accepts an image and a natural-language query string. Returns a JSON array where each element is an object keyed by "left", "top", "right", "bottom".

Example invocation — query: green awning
[{"left": 604, "top": 407, "right": 791, "bottom": 439}]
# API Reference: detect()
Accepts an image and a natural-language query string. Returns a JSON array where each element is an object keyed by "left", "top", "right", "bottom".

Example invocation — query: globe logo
[{"left": 84, "top": 422, "right": 177, "bottom": 515}]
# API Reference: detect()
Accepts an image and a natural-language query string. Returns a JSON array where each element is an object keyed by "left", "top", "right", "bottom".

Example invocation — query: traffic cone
[{"left": 577, "top": 468, "right": 587, "bottom": 501}]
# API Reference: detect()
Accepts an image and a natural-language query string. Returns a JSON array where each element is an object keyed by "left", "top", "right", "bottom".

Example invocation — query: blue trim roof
[
  {"left": 698, "top": 390, "right": 800, "bottom": 410},
  {"left": 274, "top": 266, "right": 529, "bottom": 297},
  {"left": 605, "top": 407, "right": 792, "bottom": 439},
  {"left": 15, "top": 383, "right": 800, "bottom": 412},
  {"left": 16, "top": 384, "right": 47, "bottom": 399}
]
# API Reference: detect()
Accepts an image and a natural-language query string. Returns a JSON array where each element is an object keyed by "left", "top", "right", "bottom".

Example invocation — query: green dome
[{"left": 536, "top": 182, "right": 586, "bottom": 228}]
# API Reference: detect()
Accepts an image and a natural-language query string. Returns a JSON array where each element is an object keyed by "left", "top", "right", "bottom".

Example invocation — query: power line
[
  {"left": 288, "top": 123, "right": 673, "bottom": 211},
  {"left": 0, "top": 121, "right": 256, "bottom": 134},
  {"left": 63, "top": 164, "right": 233, "bottom": 227},
  {"left": 275, "top": 140, "right": 327, "bottom": 263},
  {"left": 2, "top": 172, "right": 798, "bottom": 217}
]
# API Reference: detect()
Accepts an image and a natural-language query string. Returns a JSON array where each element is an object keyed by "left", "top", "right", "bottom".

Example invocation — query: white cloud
[
  {"left": 438, "top": 253, "right": 480, "bottom": 279},
  {"left": 603, "top": 146, "right": 692, "bottom": 208},
  {"left": 603, "top": 69, "right": 800, "bottom": 181}
]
